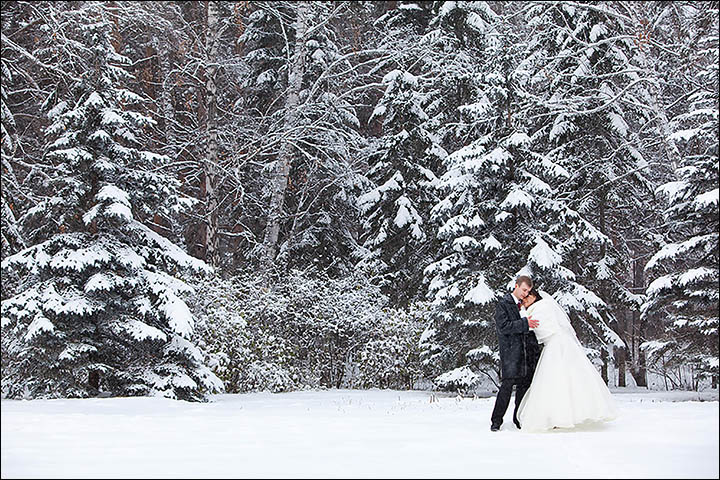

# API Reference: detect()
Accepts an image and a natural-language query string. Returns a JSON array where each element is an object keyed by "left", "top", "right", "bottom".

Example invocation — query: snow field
[{"left": 1, "top": 388, "right": 718, "bottom": 479}]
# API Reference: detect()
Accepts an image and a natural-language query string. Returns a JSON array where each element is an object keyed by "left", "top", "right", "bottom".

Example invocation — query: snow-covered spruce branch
[
  {"left": 0, "top": 34, "right": 81, "bottom": 84},
  {"left": 283, "top": 175, "right": 355, "bottom": 240},
  {"left": 303, "top": 2, "right": 350, "bottom": 39},
  {"left": 555, "top": 78, "right": 659, "bottom": 117},
  {"left": 570, "top": 162, "right": 667, "bottom": 207},
  {"left": 557, "top": 27, "right": 639, "bottom": 52},
  {"left": 303, "top": 49, "right": 400, "bottom": 109},
  {"left": 562, "top": 151, "right": 637, "bottom": 185},
  {"left": 560, "top": 1, "right": 634, "bottom": 25}
]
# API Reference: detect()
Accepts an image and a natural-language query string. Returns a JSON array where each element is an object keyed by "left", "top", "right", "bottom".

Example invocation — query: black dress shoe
[
  {"left": 514, "top": 420, "right": 521, "bottom": 429},
  {"left": 490, "top": 424, "right": 500, "bottom": 432}
]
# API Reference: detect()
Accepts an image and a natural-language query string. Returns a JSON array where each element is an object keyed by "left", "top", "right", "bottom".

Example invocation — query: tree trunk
[
  {"left": 598, "top": 194, "right": 606, "bottom": 258},
  {"left": 635, "top": 346, "right": 648, "bottom": 387},
  {"left": 260, "top": 2, "right": 309, "bottom": 269},
  {"left": 649, "top": 90, "right": 682, "bottom": 171},
  {"left": 203, "top": 0, "right": 220, "bottom": 266},
  {"left": 635, "top": 38, "right": 682, "bottom": 171},
  {"left": 630, "top": 258, "right": 648, "bottom": 387},
  {"left": 616, "top": 346, "right": 626, "bottom": 387},
  {"left": 601, "top": 347, "right": 609, "bottom": 385},
  {"left": 89, "top": 370, "right": 100, "bottom": 392},
  {"left": 158, "top": 39, "right": 176, "bottom": 152}
]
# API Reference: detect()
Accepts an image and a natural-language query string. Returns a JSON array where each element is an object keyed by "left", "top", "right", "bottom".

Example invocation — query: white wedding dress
[{"left": 517, "top": 291, "right": 618, "bottom": 432}]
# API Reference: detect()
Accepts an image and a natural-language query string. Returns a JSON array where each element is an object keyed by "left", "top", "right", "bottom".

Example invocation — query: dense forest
[{"left": 1, "top": 1, "right": 717, "bottom": 401}]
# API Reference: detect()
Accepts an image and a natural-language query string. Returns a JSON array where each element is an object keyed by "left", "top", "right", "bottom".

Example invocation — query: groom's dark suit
[{"left": 490, "top": 292, "right": 541, "bottom": 429}]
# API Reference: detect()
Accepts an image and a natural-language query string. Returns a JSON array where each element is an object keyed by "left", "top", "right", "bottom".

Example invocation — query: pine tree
[
  {"left": 0, "top": 6, "right": 221, "bottom": 400},
  {"left": 1, "top": 57, "right": 26, "bottom": 258},
  {"left": 420, "top": 2, "right": 625, "bottom": 390},
  {"left": 357, "top": 68, "right": 445, "bottom": 306},
  {"left": 642, "top": 151, "right": 719, "bottom": 388},
  {"left": 642, "top": 2, "right": 719, "bottom": 389},
  {"left": 526, "top": 4, "right": 650, "bottom": 290},
  {"left": 520, "top": 2, "right": 660, "bottom": 383},
  {"left": 356, "top": 1, "right": 444, "bottom": 307}
]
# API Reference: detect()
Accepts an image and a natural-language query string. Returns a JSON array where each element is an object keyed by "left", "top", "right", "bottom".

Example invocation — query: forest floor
[{"left": 1, "top": 387, "right": 718, "bottom": 478}]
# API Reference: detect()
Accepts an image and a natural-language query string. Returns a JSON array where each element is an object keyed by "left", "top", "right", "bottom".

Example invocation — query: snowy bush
[
  {"left": 189, "top": 274, "right": 301, "bottom": 393},
  {"left": 434, "top": 366, "right": 481, "bottom": 394},
  {"left": 354, "top": 302, "right": 427, "bottom": 389},
  {"left": 189, "top": 268, "right": 428, "bottom": 392}
]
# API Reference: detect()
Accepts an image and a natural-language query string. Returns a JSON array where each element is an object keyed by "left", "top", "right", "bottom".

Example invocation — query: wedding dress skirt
[{"left": 517, "top": 293, "right": 618, "bottom": 432}]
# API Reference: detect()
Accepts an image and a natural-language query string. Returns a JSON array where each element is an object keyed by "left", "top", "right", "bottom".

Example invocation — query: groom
[{"left": 490, "top": 275, "right": 541, "bottom": 431}]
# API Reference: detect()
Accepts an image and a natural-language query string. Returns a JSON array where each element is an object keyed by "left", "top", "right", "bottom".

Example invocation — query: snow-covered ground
[{"left": 1, "top": 388, "right": 718, "bottom": 479}]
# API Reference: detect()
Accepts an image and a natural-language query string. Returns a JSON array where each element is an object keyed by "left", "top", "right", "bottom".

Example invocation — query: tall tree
[
  {"left": 519, "top": 1, "right": 668, "bottom": 385},
  {"left": 420, "top": 1, "right": 626, "bottom": 390},
  {"left": 1, "top": 57, "right": 26, "bottom": 258},
  {"left": 357, "top": 68, "right": 444, "bottom": 306},
  {"left": 273, "top": 2, "right": 368, "bottom": 276},
  {"left": 354, "top": 1, "right": 444, "bottom": 306},
  {"left": 260, "top": 1, "right": 311, "bottom": 270},
  {"left": 642, "top": 1, "right": 719, "bottom": 390},
  {"left": 237, "top": 2, "right": 371, "bottom": 275},
  {"left": 1, "top": 3, "right": 221, "bottom": 400},
  {"left": 202, "top": 0, "right": 221, "bottom": 267}
]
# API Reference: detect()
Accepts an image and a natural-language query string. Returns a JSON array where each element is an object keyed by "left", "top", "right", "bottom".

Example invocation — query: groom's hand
[{"left": 528, "top": 316, "right": 539, "bottom": 329}]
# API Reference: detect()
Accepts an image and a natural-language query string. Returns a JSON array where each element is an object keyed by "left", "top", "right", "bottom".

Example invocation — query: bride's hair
[{"left": 529, "top": 288, "right": 543, "bottom": 301}]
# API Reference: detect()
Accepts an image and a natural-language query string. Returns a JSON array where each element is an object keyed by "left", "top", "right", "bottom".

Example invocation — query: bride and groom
[{"left": 490, "top": 275, "right": 618, "bottom": 432}]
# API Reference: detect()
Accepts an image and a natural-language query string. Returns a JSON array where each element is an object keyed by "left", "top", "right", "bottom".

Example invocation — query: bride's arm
[{"left": 527, "top": 301, "right": 560, "bottom": 343}]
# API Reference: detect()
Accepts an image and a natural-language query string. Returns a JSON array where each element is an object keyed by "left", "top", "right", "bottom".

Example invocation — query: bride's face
[{"left": 522, "top": 294, "right": 537, "bottom": 308}]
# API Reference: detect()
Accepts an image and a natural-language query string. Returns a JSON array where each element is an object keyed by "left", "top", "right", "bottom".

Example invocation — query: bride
[{"left": 516, "top": 288, "right": 618, "bottom": 432}]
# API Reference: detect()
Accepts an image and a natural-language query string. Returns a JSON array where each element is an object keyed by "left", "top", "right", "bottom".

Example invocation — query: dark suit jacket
[{"left": 494, "top": 292, "right": 540, "bottom": 380}]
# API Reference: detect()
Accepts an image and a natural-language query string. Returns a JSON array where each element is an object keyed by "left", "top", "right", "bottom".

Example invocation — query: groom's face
[{"left": 513, "top": 282, "right": 532, "bottom": 299}]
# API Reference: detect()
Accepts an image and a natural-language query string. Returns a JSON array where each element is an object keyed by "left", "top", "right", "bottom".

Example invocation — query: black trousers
[{"left": 490, "top": 375, "right": 533, "bottom": 427}]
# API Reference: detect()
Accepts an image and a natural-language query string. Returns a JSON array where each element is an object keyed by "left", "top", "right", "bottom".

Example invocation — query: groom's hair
[{"left": 516, "top": 275, "right": 533, "bottom": 287}]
